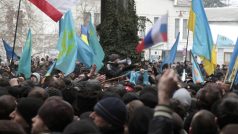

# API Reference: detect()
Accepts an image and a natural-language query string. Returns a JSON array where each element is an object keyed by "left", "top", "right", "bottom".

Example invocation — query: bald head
[{"left": 190, "top": 110, "right": 218, "bottom": 134}]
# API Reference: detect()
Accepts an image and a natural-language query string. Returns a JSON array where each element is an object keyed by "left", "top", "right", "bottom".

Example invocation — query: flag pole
[
  {"left": 184, "top": 29, "right": 190, "bottom": 67},
  {"left": 11, "top": 0, "right": 22, "bottom": 67}
]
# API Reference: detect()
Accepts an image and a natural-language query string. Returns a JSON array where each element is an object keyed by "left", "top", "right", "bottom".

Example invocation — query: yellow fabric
[{"left": 188, "top": 7, "right": 195, "bottom": 32}]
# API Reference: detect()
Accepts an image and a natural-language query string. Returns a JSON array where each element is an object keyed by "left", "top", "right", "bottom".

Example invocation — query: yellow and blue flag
[
  {"left": 228, "top": 38, "right": 238, "bottom": 75},
  {"left": 17, "top": 29, "right": 32, "bottom": 79},
  {"left": 88, "top": 18, "right": 105, "bottom": 71},
  {"left": 81, "top": 25, "right": 89, "bottom": 45},
  {"left": 55, "top": 10, "right": 78, "bottom": 76},
  {"left": 76, "top": 35, "right": 94, "bottom": 67},
  {"left": 188, "top": 0, "right": 216, "bottom": 75},
  {"left": 191, "top": 53, "right": 204, "bottom": 84}
]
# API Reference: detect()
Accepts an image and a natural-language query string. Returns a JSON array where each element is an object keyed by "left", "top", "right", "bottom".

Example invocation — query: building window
[
  {"left": 224, "top": 52, "right": 232, "bottom": 65},
  {"left": 94, "top": 13, "right": 100, "bottom": 26},
  {"left": 183, "top": 19, "right": 188, "bottom": 39},
  {"left": 155, "top": 51, "right": 157, "bottom": 55},
  {"left": 154, "top": 17, "right": 159, "bottom": 24},
  {"left": 175, "top": 18, "right": 180, "bottom": 38}
]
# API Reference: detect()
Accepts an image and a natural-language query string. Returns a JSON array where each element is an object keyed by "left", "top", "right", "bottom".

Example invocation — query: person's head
[
  {"left": 28, "top": 86, "right": 48, "bottom": 101},
  {"left": 63, "top": 119, "right": 100, "bottom": 134},
  {"left": 0, "top": 120, "right": 26, "bottom": 134},
  {"left": 31, "top": 73, "right": 41, "bottom": 85},
  {"left": 190, "top": 110, "right": 218, "bottom": 134},
  {"left": 0, "top": 95, "right": 16, "bottom": 120},
  {"left": 31, "top": 97, "right": 74, "bottom": 134},
  {"left": 217, "top": 97, "right": 238, "bottom": 129},
  {"left": 90, "top": 97, "right": 127, "bottom": 133},
  {"left": 9, "top": 98, "right": 43, "bottom": 133},
  {"left": 172, "top": 88, "right": 192, "bottom": 110},
  {"left": 196, "top": 83, "right": 222, "bottom": 110},
  {"left": 128, "top": 106, "right": 153, "bottom": 134},
  {"left": 220, "top": 124, "right": 238, "bottom": 134},
  {"left": 126, "top": 100, "right": 144, "bottom": 121}
]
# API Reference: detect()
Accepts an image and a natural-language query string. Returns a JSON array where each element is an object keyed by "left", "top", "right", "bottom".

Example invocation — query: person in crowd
[
  {"left": 31, "top": 97, "right": 74, "bottom": 134},
  {"left": 10, "top": 97, "right": 43, "bottom": 134},
  {"left": 90, "top": 97, "right": 127, "bottom": 134}
]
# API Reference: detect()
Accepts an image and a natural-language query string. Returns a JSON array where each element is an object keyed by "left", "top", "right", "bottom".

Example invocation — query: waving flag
[
  {"left": 55, "top": 11, "right": 78, "bottom": 75},
  {"left": 136, "top": 14, "right": 168, "bottom": 52},
  {"left": 2, "top": 39, "right": 18, "bottom": 60},
  {"left": 191, "top": 53, "right": 204, "bottom": 84},
  {"left": 88, "top": 18, "right": 105, "bottom": 71},
  {"left": 76, "top": 36, "right": 94, "bottom": 67},
  {"left": 18, "top": 29, "right": 32, "bottom": 79},
  {"left": 188, "top": 0, "right": 216, "bottom": 75},
  {"left": 226, "top": 38, "right": 238, "bottom": 82},
  {"left": 81, "top": 25, "right": 89, "bottom": 45},
  {"left": 45, "top": 61, "right": 56, "bottom": 77},
  {"left": 163, "top": 32, "right": 180, "bottom": 65},
  {"left": 28, "top": 0, "right": 79, "bottom": 22}
]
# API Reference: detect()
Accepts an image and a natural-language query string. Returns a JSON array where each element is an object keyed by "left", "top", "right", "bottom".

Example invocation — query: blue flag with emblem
[
  {"left": 17, "top": 29, "right": 32, "bottom": 79},
  {"left": 88, "top": 18, "right": 105, "bottom": 71},
  {"left": 55, "top": 10, "right": 78, "bottom": 76}
]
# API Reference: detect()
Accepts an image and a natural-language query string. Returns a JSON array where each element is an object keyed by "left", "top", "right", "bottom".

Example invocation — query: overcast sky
[{"left": 230, "top": 0, "right": 238, "bottom": 6}]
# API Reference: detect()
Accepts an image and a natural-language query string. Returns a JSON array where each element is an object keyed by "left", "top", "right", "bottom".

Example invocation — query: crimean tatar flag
[
  {"left": 28, "top": 0, "right": 79, "bottom": 22},
  {"left": 188, "top": 0, "right": 216, "bottom": 76},
  {"left": 17, "top": 29, "right": 32, "bottom": 79},
  {"left": 55, "top": 10, "right": 78, "bottom": 75}
]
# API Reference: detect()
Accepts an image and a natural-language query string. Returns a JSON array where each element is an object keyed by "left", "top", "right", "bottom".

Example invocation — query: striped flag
[
  {"left": 191, "top": 53, "right": 204, "bottom": 84},
  {"left": 136, "top": 14, "right": 168, "bottom": 52},
  {"left": 28, "top": 0, "right": 79, "bottom": 22}
]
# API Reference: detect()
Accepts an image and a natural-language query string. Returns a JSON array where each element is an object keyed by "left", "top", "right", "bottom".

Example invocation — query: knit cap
[
  {"left": 94, "top": 97, "right": 127, "bottom": 127},
  {"left": 172, "top": 88, "right": 192, "bottom": 107}
]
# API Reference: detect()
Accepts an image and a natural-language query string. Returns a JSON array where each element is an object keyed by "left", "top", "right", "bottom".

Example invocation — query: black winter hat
[
  {"left": 94, "top": 97, "right": 127, "bottom": 127},
  {"left": 16, "top": 98, "right": 43, "bottom": 126}
]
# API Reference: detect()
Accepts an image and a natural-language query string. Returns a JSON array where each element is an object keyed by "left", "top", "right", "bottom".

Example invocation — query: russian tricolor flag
[
  {"left": 136, "top": 14, "right": 168, "bottom": 52},
  {"left": 28, "top": 0, "right": 79, "bottom": 22}
]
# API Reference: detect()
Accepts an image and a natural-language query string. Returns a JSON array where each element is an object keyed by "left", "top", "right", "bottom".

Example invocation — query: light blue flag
[
  {"left": 164, "top": 32, "right": 180, "bottom": 64},
  {"left": 2, "top": 39, "right": 18, "bottom": 60},
  {"left": 17, "top": 29, "right": 32, "bottom": 79},
  {"left": 55, "top": 10, "right": 78, "bottom": 76},
  {"left": 45, "top": 61, "right": 56, "bottom": 77},
  {"left": 228, "top": 38, "right": 238, "bottom": 76},
  {"left": 191, "top": 53, "right": 204, "bottom": 84},
  {"left": 216, "top": 34, "right": 234, "bottom": 46},
  {"left": 88, "top": 18, "right": 105, "bottom": 71},
  {"left": 76, "top": 36, "right": 94, "bottom": 67}
]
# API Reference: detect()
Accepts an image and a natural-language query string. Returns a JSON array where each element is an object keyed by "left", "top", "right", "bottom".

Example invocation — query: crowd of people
[{"left": 0, "top": 53, "right": 237, "bottom": 134}]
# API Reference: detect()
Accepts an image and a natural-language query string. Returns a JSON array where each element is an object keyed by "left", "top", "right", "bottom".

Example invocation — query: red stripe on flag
[
  {"left": 29, "top": 0, "right": 63, "bottom": 22},
  {"left": 136, "top": 39, "right": 145, "bottom": 53},
  {"left": 161, "top": 33, "right": 168, "bottom": 42}
]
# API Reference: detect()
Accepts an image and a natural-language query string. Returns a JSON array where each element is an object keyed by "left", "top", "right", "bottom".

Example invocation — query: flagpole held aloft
[{"left": 11, "top": 0, "right": 22, "bottom": 67}]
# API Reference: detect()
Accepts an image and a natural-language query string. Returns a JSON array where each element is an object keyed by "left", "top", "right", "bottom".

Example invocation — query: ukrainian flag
[{"left": 188, "top": 0, "right": 216, "bottom": 75}]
